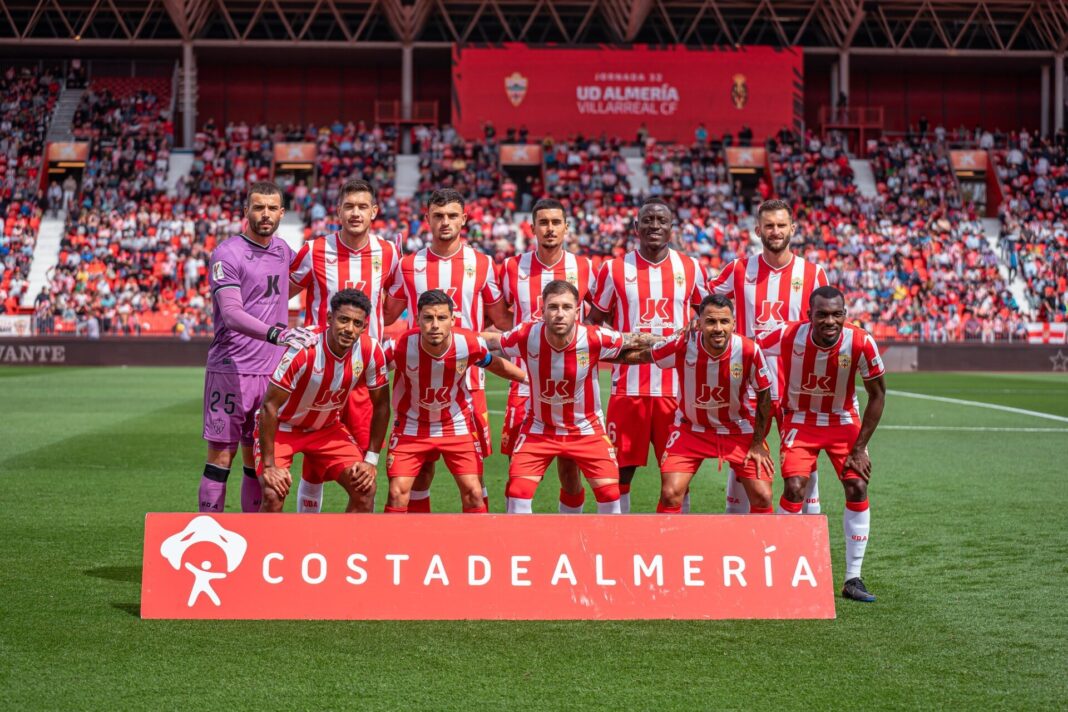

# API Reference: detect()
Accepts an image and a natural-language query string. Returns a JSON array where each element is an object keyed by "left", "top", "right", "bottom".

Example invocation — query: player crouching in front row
[
  {"left": 383, "top": 289, "right": 526, "bottom": 513},
  {"left": 614, "top": 294, "right": 777, "bottom": 513},
  {"left": 255, "top": 289, "right": 391, "bottom": 513},
  {"left": 483, "top": 280, "right": 665, "bottom": 514}
]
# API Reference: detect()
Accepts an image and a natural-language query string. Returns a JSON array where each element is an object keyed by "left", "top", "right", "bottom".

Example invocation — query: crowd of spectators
[
  {"left": 997, "top": 129, "right": 1068, "bottom": 323},
  {"left": 13, "top": 77, "right": 1062, "bottom": 341},
  {"left": 0, "top": 67, "right": 59, "bottom": 314}
]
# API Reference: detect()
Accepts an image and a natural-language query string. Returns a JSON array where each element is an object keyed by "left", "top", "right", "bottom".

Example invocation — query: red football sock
[
  {"left": 384, "top": 505, "right": 408, "bottom": 514},
  {"left": 749, "top": 505, "right": 774, "bottom": 514},
  {"left": 778, "top": 496, "right": 803, "bottom": 514},
  {"left": 559, "top": 488, "right": 585, "bottom": 508},
  {"left": 408, "top": 496, "right": 431, "bottom": 513},
  {"left": 656, "top": 501, "right": 682, "bottom": 514},
  {"left": 463, "top": 504, "right": 488, "bottom": 513},
  {"left": 592, "top": 483, "right": 620, "bottom": 503}
]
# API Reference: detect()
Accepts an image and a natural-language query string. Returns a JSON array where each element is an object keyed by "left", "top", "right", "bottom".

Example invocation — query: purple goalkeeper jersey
[{"left": 206, "top": 233, "right": 294, "bottom": 375}]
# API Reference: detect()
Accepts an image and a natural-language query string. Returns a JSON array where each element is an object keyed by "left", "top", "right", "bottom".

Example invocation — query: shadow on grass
[
  {"left": 112, "top": 602, "right": 141, "bottom": 617},
  {"left": 85, "top": 565, "right": 142, "bottom": 583}
]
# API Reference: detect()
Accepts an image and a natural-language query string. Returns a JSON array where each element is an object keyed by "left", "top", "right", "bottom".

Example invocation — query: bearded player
[
  {"left": 484, "top": 280, "right": 661, "bottom": 513},
  {"left": 288, "top": 178, "right": 400, "bottom": 511},
  {"left": 588, "top": 197, "right": 707, "bottom": 513},
  {"left": 384, "top": 289, "right": 526, "bottom": 513},
  {"left": 711, "top": 199, "right": 828, "bottom": 515},
  {"left": 256, "top": 289, "right": 390, "bottom": 513},
  {"left": 198, "top": 181, "right": 316, "bottom": 514},
  {"left": 616, "top": 294, "right": 776, "bottom": 512},
  {"left": 500, "top": 198, "right": 594, "bottom": 513},
  {"left": 384, "top": 189, "right": 511, "bottom": 511},
  {"left": 759, "top": 286, "right": 886, "bottom": 602}
]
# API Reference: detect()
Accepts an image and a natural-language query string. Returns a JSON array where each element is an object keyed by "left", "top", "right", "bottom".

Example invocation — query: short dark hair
[
  {"left": 639, "top": 196, "right": 674, "bottom": 214},
  {"left": 246, "top": 181, "right": 283, "bottom": 207},
  {"left": 339, "top": 179, "right": 376, "bottom": 203},
  {"left": 542, "top": 279, "right": 579, "bottom": 303},
  {"left": 426, "top": 189, "right": 465, "bottom": 211},
  {"left": 756, "top": 199, "right": 793, "bottom": 221},
  {"left": 417, "top": 289, "right": 454, "bottom": 312},
  {"left": 699, "top": 293, "right": 735, "bottom": 315},
  {"left": 531, "top": 197, "right": 566, "bottom": 223},
  {"left": 809, "top": 285, "right": 844, "bottom": 307},
  {"left": 330, "top": 288, "right": 372, "bottom": 316}
]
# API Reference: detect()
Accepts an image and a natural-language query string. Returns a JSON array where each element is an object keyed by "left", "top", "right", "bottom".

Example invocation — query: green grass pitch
[{"left": 2, "top": 366, "right": 1067, "bottom": 709}]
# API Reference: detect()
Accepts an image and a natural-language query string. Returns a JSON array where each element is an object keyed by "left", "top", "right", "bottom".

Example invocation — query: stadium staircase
[
  {"left": 624, "top": 151, "right": 648, "bottom": 196},
  {"left": 849, "top": 159, "right": 878, "bottom": 199},
  {"left": 20, "top": 217, "right": 64, "bottom": 307},
  {"left": 45, "top": 85, "right": 85, "bottom": 143},
  {"left": 167, "top": 150, "right": 194, "bottom": 195},
  {"left": 278, "top": 213, "right": 306, "bottom": 311},
  {"left": 982, "top": 217, "right": 1032, "bottom": 315},
  {"left": 394, "top": 155, "right": 419, "bottom": 199}
]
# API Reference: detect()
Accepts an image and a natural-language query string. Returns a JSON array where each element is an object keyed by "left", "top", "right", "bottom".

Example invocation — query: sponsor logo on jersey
[{"left": 212, "top": 261, "right": 225, "bottom": 281}]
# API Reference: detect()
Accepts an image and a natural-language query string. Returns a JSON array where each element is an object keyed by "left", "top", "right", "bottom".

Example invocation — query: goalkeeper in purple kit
[{"left": 198, "top": 181, "right": 316, "bottom": 513}]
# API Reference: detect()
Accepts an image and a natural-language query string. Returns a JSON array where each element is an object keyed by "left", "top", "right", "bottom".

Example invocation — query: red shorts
[
  {"left": 779, "top": 421, "right": 863, "bottom": 480},
  {"left": 509, "top": 431, "right": 618, "bottom": 481},
  {"left": 254, "top": 421, "right": 363, "bottom": 484},
  {"left": 659, "top": 425, "right": 768, "bottom": 480},
  {"left": 500, "top": 390, "right": 528, "bottom": 457},
  {"left": 605, "top": 395, "right": 678, "bottom": 468},
  {"left": 387, "top": 432, "right": 483, "bottom": 478},
  {"left": 469, "top": 388, "right": 493, "bottom": 458},
  {"left": 341, "top": 382, "right": 371, "bottom": 451}
]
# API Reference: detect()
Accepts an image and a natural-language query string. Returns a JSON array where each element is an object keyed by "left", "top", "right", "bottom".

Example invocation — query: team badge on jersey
[
  {"left": 465, "top": 265, "right": 476, "bottom": 278},
  {"left": 577, "top": 352, "right": 589, "bottom": 369},
  {"left": 675, "top": 273, "right": 685, "bottom": 287},
  {"left": 372, "top": 256, "right": 382, "bottom": 273},
  {"left": 792, "top": 277, "right": 803, "bottom": 292},
  {"left": 456, "top": 358, "right": 468, "bottom": 375},
  {"left": 566, "top": 271, "right": 577, "bottom": 285},
  {"left": 730, "top": 363, "right": 743, "bottom": 381},
  {"left": 353, "top": 362, "right": 364, "bottom": 381},
  {"left": 838, "top": 354, "right": 851, "bottom": 369}
]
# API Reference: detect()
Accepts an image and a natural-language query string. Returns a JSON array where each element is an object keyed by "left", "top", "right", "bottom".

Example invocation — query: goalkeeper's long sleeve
[{"left": 217, "top": 287, "right": 273, "bottom": 341}]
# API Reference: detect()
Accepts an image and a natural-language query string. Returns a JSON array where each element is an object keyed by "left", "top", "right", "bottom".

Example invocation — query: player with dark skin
[
  {"left": 258, "top": 301, "right": 390, "bottom": 513},
  {"left": 587, "top": 200, "right": 686, "bottom": 494},
  {"left": 616, "top": 301, "right": 776, "bottom": 509},
  {"left": 779, "top": 292, "right": 886, "bottom": 508}
]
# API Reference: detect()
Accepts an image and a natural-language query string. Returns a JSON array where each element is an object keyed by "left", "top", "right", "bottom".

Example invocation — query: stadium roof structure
[{"left": 0, "top": 0, "right": 1064, "bottom": 55}]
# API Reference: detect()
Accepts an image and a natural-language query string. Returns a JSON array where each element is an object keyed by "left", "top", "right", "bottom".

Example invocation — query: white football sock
[
  {"left": 506, "top": 497, "right": 533, "bottom": 514},
  {"left": 725, "top": 469, "right": 750, "bottom": 513},
  {"left": 410, "top": 489, "right": 430, "bottom": 501},
  {"left": 619, "top": 492, "right": 631, "bottom": 514},
  {"left": 844, "top": 502, "right": 871, "bottom": 580},
  {"left": 558, "top": 501, "right": 584, "bottom": 514},
  {"left": 296, "top": 479, "right": 323, "bottom": 513},
  {"left": 803, "top": 470, "right": 822, "bottom": 514},
  {"left": 596, "top": 498, "right": 622, "bottom": 514}
]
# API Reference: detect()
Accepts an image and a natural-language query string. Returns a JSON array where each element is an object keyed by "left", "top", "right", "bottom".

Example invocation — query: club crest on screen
[{"left": 504, "top": 71, "right": 528, "bottom": 107}]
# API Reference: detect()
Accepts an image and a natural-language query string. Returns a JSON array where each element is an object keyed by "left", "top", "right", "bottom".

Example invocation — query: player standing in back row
[
  {"left": 288, "top": 179, "right": 400, "bottom": 512},
  {"left": 588, "top": 197, "right": 708, "bottom": 513},
  {"left": 710, "top": 199, "right": 828, "bottom": 515},
  {"left": 384, "top": 189, "right": 511, "bottom": 511},
  {"left": 500, "top": 198, "right": 595, "bottom": 513},
  {"left": 198, "top": 181, "right": 316, "bottom": 514}
]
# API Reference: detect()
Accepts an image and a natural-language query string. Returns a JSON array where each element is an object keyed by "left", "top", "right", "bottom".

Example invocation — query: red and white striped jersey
[
  {"left": 269, "top": 331, "right": 389, "bottom": 432},
  {"left": 386, "top": 242, "right": 503, "bottom": 390},
  {"left": 385, "top": 327, "right": 492, "bottom": 438},
  {"left": 758, "top": 322, "right": 885, "bottom": 427},
  {"left": 289, "top": 232, "right": 400, "bottom": 340},
  {"left": 652, "top": 332, "right": 772, "bottom": 435},
  {"left": 501, "top": 250, "right": 594, "bottom": 397},
  {"left": 592, "top": 248, "right": 707, "bottom": 398},
  {"left": 709, "top": 253, "right": 828, "bottom": 339},
  {"left": 500, "top": 322, "right": 624, "bottom": 436}
]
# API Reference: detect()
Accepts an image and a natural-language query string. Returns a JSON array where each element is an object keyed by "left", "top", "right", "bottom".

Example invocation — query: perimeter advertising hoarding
[
  {"left": 142, "top": 513, "right": 835, "bottom": 620},
  {"left": 453, "top": 44, "right": 803, "bottom": 143}
]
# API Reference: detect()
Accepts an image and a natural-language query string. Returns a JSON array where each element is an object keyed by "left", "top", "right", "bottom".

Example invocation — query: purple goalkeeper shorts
[{"left": 202, "top": 371, "right": 271, "bottom": 448}]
